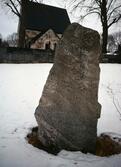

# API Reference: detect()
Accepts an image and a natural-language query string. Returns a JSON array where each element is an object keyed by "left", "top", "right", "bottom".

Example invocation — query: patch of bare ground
[
  {"left": 26, "top": 127, "right": 60, "bottom": 154},
  {"left": 96, "top": 133, "right": 121, "bottom": 156}
]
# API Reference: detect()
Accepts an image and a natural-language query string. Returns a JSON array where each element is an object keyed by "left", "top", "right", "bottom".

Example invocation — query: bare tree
[
  {"left": 117, "top": 44, "right": 121, "bottom": 55},
  {"left": 113, "top": 31, "right": 121, "bottom": 47},
  {"left": 66, "top": 0, "right": 121, "bottom": 55},
  {"left": 107, "top": 34, "right": 117, "bottom": 52},
  {"left": 108, "top": 31, "right": 121, "bottom": 53},
  {"left": 0, "top": 34, "right": 2, "bottom": 47},
  {"left": 1, "top": 0, "right": 42, "bottom": 17},
  {"left": 1, "top": 0, "right": 21, "bottom": 17},
  {"left": 1, "top": 0, "right": 43, "bottom": 47},
  {"left": 7, "top": 32, "right": 18, "bottom": 47},
  {"left": 0, "top": 33, "right": 2, "bottom": 39}
]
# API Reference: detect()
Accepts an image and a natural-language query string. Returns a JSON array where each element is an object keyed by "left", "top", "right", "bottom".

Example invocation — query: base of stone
[{"left": 26, "top": 126, "right": 121, "bottom": 156}]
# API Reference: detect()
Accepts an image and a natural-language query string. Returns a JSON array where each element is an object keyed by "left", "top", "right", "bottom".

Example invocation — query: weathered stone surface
[{"left": 35, "top": 23, "right": 101, "bottom": 153}]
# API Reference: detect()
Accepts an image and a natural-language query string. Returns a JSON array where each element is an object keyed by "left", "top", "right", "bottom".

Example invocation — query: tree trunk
[
  {"left": 101, "top": 0, "right": 108, "bottom": 55},
  {"left": 18, "top": 0, "right": 28, "bottom": 48},
  {"left": 102, "top": 22, "right": 108, "bottom": 54}
]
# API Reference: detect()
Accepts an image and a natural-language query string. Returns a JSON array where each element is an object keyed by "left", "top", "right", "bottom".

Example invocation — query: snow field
[{"left": 0, "top": 63, "right": 121, "bottom": 167}]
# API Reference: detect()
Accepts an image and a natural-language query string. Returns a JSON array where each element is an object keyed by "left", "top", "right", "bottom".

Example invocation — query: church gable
[{"left": 31, "top": 29, "right": 61, "bottom": 50}]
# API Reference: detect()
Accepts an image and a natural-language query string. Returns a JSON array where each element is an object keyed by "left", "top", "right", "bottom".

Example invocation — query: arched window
[
  {"left": 45, "top": 41, "right": 50, "bottom": 50},
  {"left": 54, "top": 43, "right": 57, "bottom": 50}
]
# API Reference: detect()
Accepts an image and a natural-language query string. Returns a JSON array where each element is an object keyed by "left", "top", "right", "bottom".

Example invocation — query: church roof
[{"left": 25, "top": 1, "right": 71, "bottom": 34}]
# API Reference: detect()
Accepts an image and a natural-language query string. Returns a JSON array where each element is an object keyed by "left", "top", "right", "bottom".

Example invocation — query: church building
[{"left": 18, "top": 1, "right": 70, "bottom": 50}]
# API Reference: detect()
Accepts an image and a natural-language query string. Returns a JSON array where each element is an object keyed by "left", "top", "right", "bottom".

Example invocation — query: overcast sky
[{"left": 0, "top": 0, "right": 120, "bottom": 39}]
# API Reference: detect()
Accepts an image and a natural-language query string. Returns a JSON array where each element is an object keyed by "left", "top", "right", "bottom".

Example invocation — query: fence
[{"left": 0, "top": 47, "right": 54, "bottom": 63}]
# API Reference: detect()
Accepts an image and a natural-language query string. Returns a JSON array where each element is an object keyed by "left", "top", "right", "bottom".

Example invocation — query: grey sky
[
  {"left": 0, "top": 0, "right": 120, "bottom": 39},
  {"left": 0, "top": 11, "right": 18, "bottom": 39}
]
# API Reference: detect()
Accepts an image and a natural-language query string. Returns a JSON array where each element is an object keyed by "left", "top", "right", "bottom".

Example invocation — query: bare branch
[
  {"left": 10, "top": 0, "right": 20, "bottom": 15},
  {"left": 107, "top": 4, "right": 121, "bottom": 21},
  {"left": 108, "top": 14, "right": 121, "bottom": 28},
  {"left": 107, "top": 0, "right": 114, "bottom": 12},
  {"left": 82, "top": 10, "right": 101, "bottom": 19},
  {"left": 95, "top": 0, "right": 102, "bottom": 8},
  {"left": 5, "top": 2, "right": 20, "bottom": 17}
]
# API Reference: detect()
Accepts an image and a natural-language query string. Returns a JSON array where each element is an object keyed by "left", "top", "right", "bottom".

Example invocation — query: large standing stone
[{"left": 35, "top": 23, "right": 101, "bottom": 153}]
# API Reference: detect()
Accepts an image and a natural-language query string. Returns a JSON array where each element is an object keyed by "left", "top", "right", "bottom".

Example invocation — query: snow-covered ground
[{"left": 0, "top": 63, "right": 121, "bottom": 167}]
